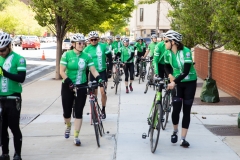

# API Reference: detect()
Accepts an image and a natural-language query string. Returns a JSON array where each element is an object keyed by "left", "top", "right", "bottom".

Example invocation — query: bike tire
[
  {"left": 91, "top": 102, "right": 100, "bottom": 147},
  {"left": 115, "top": 72, "right": 119, "bottom": 94},
  {"left": 96, "top": 103, "right": 104, "bottom": 137},
  {"left": 162, "top": 92, "right": 170, "bottom": 130},
  {"left": 150, "top": 103, "right": 163, "bottom": 153}
]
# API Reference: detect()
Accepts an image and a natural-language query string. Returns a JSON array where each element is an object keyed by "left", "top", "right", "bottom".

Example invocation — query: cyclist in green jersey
[
  {"left": 117, "top": 38, "right": 134, "bottom": 93},
  {"left": 60, "top": 33, "right": 103, "bottom": 146},
  {"left": 153, "top": 34, "right": 167, "bottom": 79},
  {"left": 83, "top": 31, "right": 113, "bottom": 119},
  {"left": 0, "top": 32, "right": 26, "bottom": 160},
  {"left": 143, "top": 34, "right": 158, "bottom": 60},
  {"left": 164, "top": 30, "right": 197, "bottom": 147},
  {"left": 106, "top": 36, "right": 114, "bottom": 75},
  {"left": 112, "top": 35, "right": 123, "bottom": 56},
  {"left": 134, "top": 37, "right": 146, "bottom": 77}
]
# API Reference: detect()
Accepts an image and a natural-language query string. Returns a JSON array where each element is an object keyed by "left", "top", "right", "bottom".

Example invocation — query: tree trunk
[
  {"left": 55, "top": 38, "right": 63, "bottom": 79},
  {"left": 208, "top": 49, "right": 214, "bottom": 79},
  {"left": 156, "top": 0, "right": 160, "bottom": 36}
]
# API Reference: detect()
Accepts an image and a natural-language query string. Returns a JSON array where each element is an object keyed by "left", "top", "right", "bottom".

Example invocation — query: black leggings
[
  {"left": 158, "top": 63, "right": 167, "bottom": 79},
  {"left": 2, "top": 93, "right": 22, "bottom": 156},
  {"left": 123, "top": 63, "right": 134, "bottom": 82},
  {"left": 61, "top": 83, "right": 87, "bottom": 119},
  {"left": 135, "top": 52, "right": 144, "bottom": 74},
  {"left": 171, "top": 80, "right": 197, "bottom": 129}
]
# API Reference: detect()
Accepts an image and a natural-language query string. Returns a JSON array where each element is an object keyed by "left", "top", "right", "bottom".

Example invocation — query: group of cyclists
[{"left": 0, "top": 29, "right": 197, "bottom": 159}]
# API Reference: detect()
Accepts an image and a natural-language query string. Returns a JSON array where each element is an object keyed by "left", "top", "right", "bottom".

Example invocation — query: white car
[{"left": 62, "top": 39, "right": 71, "bottom": 52}]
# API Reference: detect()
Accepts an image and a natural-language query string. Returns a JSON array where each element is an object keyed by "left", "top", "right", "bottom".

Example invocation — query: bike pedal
[
  {"left": 161, "top": 118, "right": 165, "bottom": 122},
  {"left": 142, "top": 133, "right": 147, "bottom": 139}
]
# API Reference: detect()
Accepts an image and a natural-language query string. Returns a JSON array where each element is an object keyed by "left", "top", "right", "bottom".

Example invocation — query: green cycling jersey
[
  {"left": 0, "top": 51, "right": 26, "bottom": 95},
  {"left": 164, "top": 47, "right": 197, "bottom": 82},
  {"left": 134, "top": 42, "right": 146, "bottom": 52},
  {"left": 153, "top": 41, "right": 166, "bottom": 75},
  {"left": 60, "top": 50, "right": 94, "bottom": 84},
  {"left": 83, "top": 43, "right": 111, "bottom": 72},
  {"left": 119, "top": 45, "right": 135, "bottom": 63},
  {"left": 112, "top": 40, "right": 123, "bottom": 55},
  {"left": 147, "top": 42, "right": 158, "bottom": 57}
]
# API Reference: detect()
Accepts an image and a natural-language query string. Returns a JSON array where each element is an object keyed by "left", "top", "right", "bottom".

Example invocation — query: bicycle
[
  {"left": 142, "top": 77, "right": 165, "bottom": 153},
  {"left": 111, "top": 58, "right": 123, "bottom": 94},
  {"left": 138, "top": 58, "right": 147, "bottom": 84},
  {"left": 145, "top": 58, "right": 155, "bottom": 90},
  {"left": 0, "top": 96, "right": 20, "bottom": 146},
  {"left": 73, "top": 81, "right": 106, "bottom": 147}
]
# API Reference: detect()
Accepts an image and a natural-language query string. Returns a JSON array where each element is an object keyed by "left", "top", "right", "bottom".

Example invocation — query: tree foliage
[
  {"left": 30, "top": 0, "right": 134, "bottom": 79},
  {"left": 0, "top": 0, "right": 45, "bottom": 36},
  {"left": 0, "top": 0, "right": 8, "bottom": 11}
]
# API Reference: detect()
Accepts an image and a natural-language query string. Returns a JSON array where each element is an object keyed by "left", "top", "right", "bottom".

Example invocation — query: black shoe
[
  {"left": 171, "top": 132, "right": 178, "bottom": 143},
  {"left": 13, "top": 154, "right": 22, "bottom": 160},
  {"left": 180, "top": 139, "right": 190, "bottom": 147},
  {"left": 101, "top": 109, "right": 106, "bottom": 119},
  {"left": 0, "top": 154, "right": 10, "bottom": 160},
  {"left": 135, "top": 74, "right": 139, "bottom": 77}
]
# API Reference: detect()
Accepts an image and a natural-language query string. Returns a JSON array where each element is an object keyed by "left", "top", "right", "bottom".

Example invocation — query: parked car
[
  {"left": 143, "top": 37, "right": 151, "bottom": 47},
  {"left": 22, "top": 36, "right": 40, "bottom": 50},
  {"left": 130, "top": 41, "right": 136, "bottom": 46},
  {"left": 40, "top": 37, "right": 47, "bottom": 43},
  {"left": 12, "top": 35, "right": 25, "bottom": 46},
  {"left": 62, "top": 38, "right": 71, "bottom": 53}
]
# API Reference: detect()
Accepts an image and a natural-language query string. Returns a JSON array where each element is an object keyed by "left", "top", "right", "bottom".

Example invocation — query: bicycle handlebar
[
  {"left": 0, "top": 96, "right": 20, "bottom": 100},
  {"left": 73, "top": 80, "right": 106, "bottom": 96}
]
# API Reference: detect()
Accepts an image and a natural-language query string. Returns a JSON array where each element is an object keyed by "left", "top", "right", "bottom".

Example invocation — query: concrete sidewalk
[{"left": 5, "top": 72, "right": 240, "bottom": 160}]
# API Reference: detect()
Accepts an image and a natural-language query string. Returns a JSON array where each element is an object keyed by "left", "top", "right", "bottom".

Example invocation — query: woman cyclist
[
  {"left": 164, "top": 30, "right": 197, "bottom": 147},
  {"left": 118, "top": 38, "right": 134, "bottom": 93},
  {"left": 134, "top": 37, "right": 146, "bottom": 77},
  {"left": 60, "top": 33, "right": 102, "bottom": 146},
  {"left": 0, "top": 32, "right": 26, "bottom": 160}
]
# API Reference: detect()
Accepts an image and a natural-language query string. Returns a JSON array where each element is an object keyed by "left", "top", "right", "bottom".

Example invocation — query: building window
[{"left": 140, "top": 8, "right": 144, "bottom": 22}]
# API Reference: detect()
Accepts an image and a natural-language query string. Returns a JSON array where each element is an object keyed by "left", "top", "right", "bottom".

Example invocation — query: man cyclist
[
  {"left": 83, "top": 31, "right": 113, "bottom": 119},
  {"left": 142, "top": 34, "right": 158, "bottom": 60},
  {"left": 112, "top": 35, "right": 124, "bottom": 75},
  {"left": 134, "top": 36, "right": 146, "bottom": 77},
  {"left": 0, "top": 32, "right": 26, "bottom": 160}
]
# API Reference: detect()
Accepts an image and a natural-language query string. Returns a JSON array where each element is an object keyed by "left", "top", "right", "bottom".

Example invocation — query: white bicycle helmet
[
  {"left": 106, "top": 36, "right": 113, "bottom": 40},
  {"left": 115, "top": 35, "right": 121, "bottom": 39},
  {"left": 122, "top": 38, "right": 129, "bottom": 43},
  {"left": 151, "top": 34, "right": 157, "bottom": 39},
  {"left": 88, "top": 31, "right": 99, "bottom": 39},
  {"left": 136, "top": 36, "right": 143, "bottom": 41},
  {"left": 70, "top": 33, "right": 85, "bottom": 42},
  {"left": 0, "top": 32, "right": 11, "bottom": 48},
  {"left": 164, "top": 30, "right": 182, "bottom": 42}
]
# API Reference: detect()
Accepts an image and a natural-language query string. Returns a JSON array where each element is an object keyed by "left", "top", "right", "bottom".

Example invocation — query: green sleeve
[
  {"left": 153, "top": 44, "right": 160, "bottom": 74},
  {"left": 60, "top": 52, "right": 68, "bottom": 66},
  {"left": 17, "top": 57, "right": 27, "bottom": 71},
  {"left": 87, "top": 54, "right": 94, "bottom": 67}
]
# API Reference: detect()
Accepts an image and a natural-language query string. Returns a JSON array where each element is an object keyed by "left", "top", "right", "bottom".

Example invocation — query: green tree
[
  {"left": 0, "top": 0, "right": 8, "bottom": 11},
  {"left": 30, "top": 0, "right": 134, "bottom": 79}
]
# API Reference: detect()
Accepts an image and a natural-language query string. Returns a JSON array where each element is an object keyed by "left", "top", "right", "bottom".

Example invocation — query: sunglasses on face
[
  {"left": 77, "top": 42, "right": 85, "bottom": 45},
  {"left": 0, "top": 47, "right": 7, "bottom": 53},
  {"left": 164, "top": 40, "right": 171, "bottom": 43},
  {"left": 90, "top": 39, "right": 98, "bottom": 42}
]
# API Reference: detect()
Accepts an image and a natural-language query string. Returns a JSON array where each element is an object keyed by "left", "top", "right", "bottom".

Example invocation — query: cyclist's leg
[
  {"left": 181, "top": 81, "right": 196, "bottom": 142},
  {"left": 136, "top": 53, "right": 141, "bottom": 76},
  {"left": 129, "top": 63, "right": 134, "bottom": 91},
  {"left": 5, "top": 94, "right": 22, "bottom": 157},
  {"left": 73, "top": 86, "right": 87, "bottom": 145},
  {"left": 2, "top": 104, "right": 10, "bottom": 156},
  {"left": 98, "top": 71, "right": 107, "bottom": 118},
  {"left": 124, "top": 63, "right": 129, "bottom": 93},
  {"left": 158, "top": 63, "right": 165, "bottom": 79}
]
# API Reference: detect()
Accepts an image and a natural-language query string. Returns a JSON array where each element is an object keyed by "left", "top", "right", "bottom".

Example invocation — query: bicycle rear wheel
[
  {"left": 115, "top": 72, "right": 119, "bottom": 94},
  {"left": 150, "top": 103, "right": 163, "bottom": 153},
  {"left": 91, "top": 102, "right": 100, "bottom": 147}
]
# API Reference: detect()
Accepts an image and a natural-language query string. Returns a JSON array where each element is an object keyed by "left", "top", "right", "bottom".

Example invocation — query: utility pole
[{"left": 156, "top": 0, "right": 160, "bottom": 37}]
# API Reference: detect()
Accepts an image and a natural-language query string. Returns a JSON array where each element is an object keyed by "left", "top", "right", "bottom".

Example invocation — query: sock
[
  {"left": 173, "top": 129, "right": 178, "bottom": 134},
  {"left": 66, "top": 122, "right": 71, "bottom": 128},
  {"left": 102, "top": 106, "right": 105, "bottom": 111},
  {"left": 74, "top": 130, "right": 80, "bottom": 138},
  {"left": 126, "top": 86, "right": 128, "bottom": 89},
  {"left": 181, "top": 136, "right": 185, "bottom": 140}
]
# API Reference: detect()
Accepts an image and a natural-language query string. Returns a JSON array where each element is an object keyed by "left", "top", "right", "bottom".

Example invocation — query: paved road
[{"left": 12, "top": 43, "right": 57, "bottom": 85}]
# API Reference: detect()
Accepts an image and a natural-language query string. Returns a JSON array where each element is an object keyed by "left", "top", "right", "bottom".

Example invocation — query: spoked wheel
[
  {"left": 162, "top": 91, "right": 171, "bottom": 130},
  {"left": 91, "top": 102, "right": 100, "bottom": 147},
  {"left": 96, "top": 104, "right": 104, "bottom": 136},
  {"left": 115, "top": 72, "right": 119, "bottom": 94},
  {"left": 150, "top": 103, "right": 163, "bottom": 153}
]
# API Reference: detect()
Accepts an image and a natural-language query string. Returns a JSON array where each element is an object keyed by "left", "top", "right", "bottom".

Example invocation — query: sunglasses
[
  {"left": 90, "top": 39, "right": 98, "bottom": 42},
  {"left": 164, "top": 40, "right": 171, "bottom": 43},
  {"left": 0, "top": 47, "right": 7, "bottom": 53},
  {"left": 77, "top": 42, "right": 85, "bottom": 45}
]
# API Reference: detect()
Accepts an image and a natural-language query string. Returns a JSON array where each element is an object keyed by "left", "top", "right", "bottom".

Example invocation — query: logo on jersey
[
  {"left": 78, "top": 58, "right": 85, "bottom": 69},
  {"left": 186, "top": 52, "right": 191, "bottom": 58},
  {"left": 19, "top": 58, "right": 25, "bottom": 65}
]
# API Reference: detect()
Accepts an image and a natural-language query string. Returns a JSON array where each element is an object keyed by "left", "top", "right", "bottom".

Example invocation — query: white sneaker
[{"left": 64, "top": 125, "right": 71, "bottom": 139}]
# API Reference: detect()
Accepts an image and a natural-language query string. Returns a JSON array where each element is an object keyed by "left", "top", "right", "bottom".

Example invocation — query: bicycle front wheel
[
  {"left": 162, "top": 92, "right": 171, "bottom": 130},
  {"left": 115, "top": 72, "right": 119, "bottom": 94},
  {"left": 150, "top": 103, "right": 163, "bottom": 153},
  {"left": 91, "top": 102, "right": 100, "bottom": 147}
]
